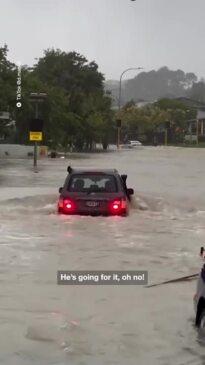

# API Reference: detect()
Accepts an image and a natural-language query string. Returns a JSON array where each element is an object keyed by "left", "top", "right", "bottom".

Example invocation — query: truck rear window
[{"left": 67, "top": 174, "right": 118, "bottom": 193}]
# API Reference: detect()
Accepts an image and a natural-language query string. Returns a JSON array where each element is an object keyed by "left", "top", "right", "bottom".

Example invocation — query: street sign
[
  {"left": 29, "top": 93, "right": 47, "bottom": 103},
  {"left": 29, "top": 131, "right": 43, "bottom": 141},
  {"left": 29, "top": 118, "right": 43, "bottom": 132}
]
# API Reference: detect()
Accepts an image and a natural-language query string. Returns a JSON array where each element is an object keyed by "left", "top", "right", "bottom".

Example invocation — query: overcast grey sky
[{"left": 1, "top": 0, "right": 205, "bottom": 81}]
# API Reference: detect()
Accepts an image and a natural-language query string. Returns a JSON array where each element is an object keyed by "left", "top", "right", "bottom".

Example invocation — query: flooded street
[{"left": 1, "top": 146, "right": 205, "bottom": 365}]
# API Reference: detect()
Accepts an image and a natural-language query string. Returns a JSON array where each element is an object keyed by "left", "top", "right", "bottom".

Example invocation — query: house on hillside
[
  {"left": 173, "top": 97, "right": 205, "bottom": 109},
  {"left": 134, "top": 100, "right": 154, "bottom": 108},
  {"left": 186, "top": 109, "right": 205, "bottom": 142},
  {"left": 111, "top": 99, "right": 154, "bottom": 111}
]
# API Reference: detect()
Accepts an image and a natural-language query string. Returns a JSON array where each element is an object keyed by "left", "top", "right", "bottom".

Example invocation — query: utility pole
[
  {"left": 165, "top": 128, "right": 168, "bottom": 146},
  {"left": 34, "top": 102, "right": 38, "bottom": 171},
  {"left": 116, "top": 119, "right": 121, "bottom": 149},
  {"left": 196, "top": 119, "right": 199, "bottom": 145},
  {"left": 164, "top": 121, "right": 170, "bottom": 146},
  {"left": 117, "top": 67, "right": 143, "bottom": 150},
  {"left": 117, "top": 126, "right": 120, "bottom": 150}
]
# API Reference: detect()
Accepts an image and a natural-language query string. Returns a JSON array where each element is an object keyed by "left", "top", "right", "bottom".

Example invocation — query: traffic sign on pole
[{"left": 29, "top": 131, "right": 43, "bottom": 141}]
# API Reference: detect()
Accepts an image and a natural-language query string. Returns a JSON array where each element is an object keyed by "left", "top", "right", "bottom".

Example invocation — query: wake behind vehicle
[{"left": 58, "top": 167, "right": 134, "bottom": 216}]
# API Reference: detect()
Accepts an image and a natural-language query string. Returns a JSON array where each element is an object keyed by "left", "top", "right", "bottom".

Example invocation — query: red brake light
[
  {"left": 58, "top": 198, "right": 75, "bottom": 213},
  {"left": 64, "top": 199, "right": 75, "bottom": 211},
  {"left": 113, "top": 203, "right": 119, "bottom": 210},
  {"left": 66, "top": 202, "right": 72, "bottom": 209},
  {"left": 110, "top": 199, "right": 127, "bottom": 213},
  {"left": 112, "top": 200, "right": 121, "bottom": 210}
]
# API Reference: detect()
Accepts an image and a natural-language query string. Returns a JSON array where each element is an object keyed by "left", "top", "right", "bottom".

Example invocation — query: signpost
[
  {"left": 196, "top": 119, "right": 199, "bottom": 145},
  {"left": 29, "top": 93, "right": 47, "bottom": 172},
  {"left": 164, "top": 121, "right": 170, "bottom": 146}
]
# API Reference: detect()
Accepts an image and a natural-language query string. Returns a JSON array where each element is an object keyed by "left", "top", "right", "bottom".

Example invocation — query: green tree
[
  {"left": 33, "top": 48, "right": 113, "bottom": 150},
  {"left": 1, "top": 46, "right": 114, "bottom": 150},
  {"left": 0, "top": 44, "right": 16, "bottom": 108}
]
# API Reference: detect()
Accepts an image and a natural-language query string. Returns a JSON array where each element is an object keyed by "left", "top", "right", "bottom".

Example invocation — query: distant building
[
  {"left": 111, "top": 99, "right": 154, "bottom": 111},
  {"left": 171, "top": 97, "right": 205, "bottom": 142},
  {"left": 173, "top": 97, "right": 205, "bottom": 109},
  {"left": 134, "top": 100, "right": 153, "bottom": 108},
  {"left": 186, "top": 110, "right": 205, "bottom": 142}
]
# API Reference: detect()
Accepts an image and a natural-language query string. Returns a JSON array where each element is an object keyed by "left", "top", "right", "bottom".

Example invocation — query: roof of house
[
  {"left": 187, "top": 110, "right": 205, "bottom": 122},
  {"left": 173, "top": 97, "right": 205, "bottom": 109}
]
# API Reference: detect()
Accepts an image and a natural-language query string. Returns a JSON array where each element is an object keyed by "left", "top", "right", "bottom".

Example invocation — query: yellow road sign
[{"left": 29, "top": 131, "right": 42, "bottom": 141}]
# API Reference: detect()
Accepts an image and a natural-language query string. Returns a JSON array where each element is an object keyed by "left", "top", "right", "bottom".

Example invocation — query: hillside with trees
[{"left": 104, "top": 67, "right": 201, "bottom": 106}]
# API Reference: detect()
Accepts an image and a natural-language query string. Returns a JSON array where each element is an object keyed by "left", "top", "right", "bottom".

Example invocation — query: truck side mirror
[
  {"left": 67, "top": 166, "right": 72, "bottom": 173},
  {"left": 121, "top": 174, "right": 127, "bottom": 183}
]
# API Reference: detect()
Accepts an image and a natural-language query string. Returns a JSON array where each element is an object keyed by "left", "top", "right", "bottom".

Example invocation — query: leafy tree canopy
[{"left": 0, "top": 45, "right": 115, "bottom": 149}]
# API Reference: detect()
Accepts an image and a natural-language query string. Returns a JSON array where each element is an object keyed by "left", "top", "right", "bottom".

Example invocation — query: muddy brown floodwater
[{"left": 0, "top": 146, "right": 205, "bottom": 365}]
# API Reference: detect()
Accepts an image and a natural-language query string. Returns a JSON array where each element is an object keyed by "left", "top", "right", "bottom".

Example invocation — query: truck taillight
[
  {"left": 113, "top": 204, "right": 119, "bottom": 210},
  {"left": 58, "top": 198, "right": 75, "bottom": 213},
  {"left": 110, "top": 199, "right": 127, "bottom": 213},
  {"left": 121, "top": 200, "right": 127, "bottom": 209},
  {"left": 64, "top": 199, "right": 75, "bottom": 211},
  {"left": 112, "top": 200, "right": 121, "bottom": 210}
]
